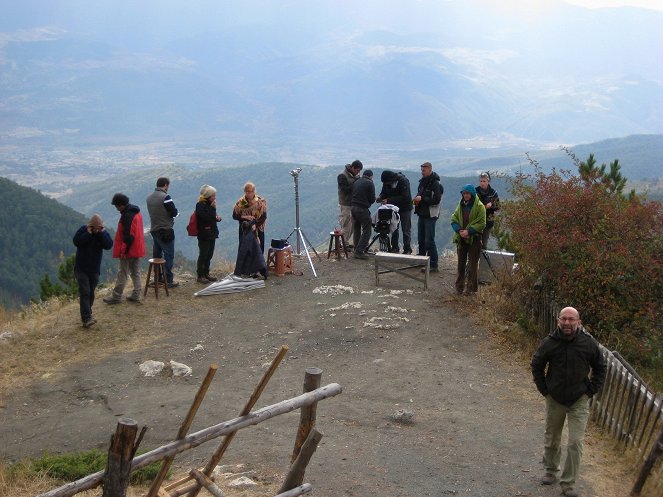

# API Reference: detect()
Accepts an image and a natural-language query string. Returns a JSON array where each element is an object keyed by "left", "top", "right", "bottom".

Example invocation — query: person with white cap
[
  {"left": 195, "top": 184, "right": 222, "bottom": 283},
  {"left": 73, "top": 214, "right": 113, "bottom": 327}
]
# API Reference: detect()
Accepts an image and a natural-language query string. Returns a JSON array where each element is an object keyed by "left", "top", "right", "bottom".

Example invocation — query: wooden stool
[
  {"left": 327, "top": 231, "right": 349, "bottom": 259},
  {"left": 143, "top": 258, "right": 169, "bottom": 299},
  {"left": 267, "top": 246, "right": 294, "bottom": 277}
]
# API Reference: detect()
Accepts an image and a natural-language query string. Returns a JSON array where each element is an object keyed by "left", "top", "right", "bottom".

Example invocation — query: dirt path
[{"left": 0, "top": 254, "right": 631, "bottom": 497}]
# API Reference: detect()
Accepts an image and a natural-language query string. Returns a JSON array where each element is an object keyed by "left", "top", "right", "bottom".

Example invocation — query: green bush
[
  {"left": 10, "top": 449, "right": 163, "bottom": 485},
  {"left": 496, "top": 156, "right": 663, "bottom": 388}
]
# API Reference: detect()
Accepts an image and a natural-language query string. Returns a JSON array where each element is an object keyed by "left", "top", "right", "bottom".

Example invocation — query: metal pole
[{"left": 294, "top": 174, "right": 301, "bottom": 254}]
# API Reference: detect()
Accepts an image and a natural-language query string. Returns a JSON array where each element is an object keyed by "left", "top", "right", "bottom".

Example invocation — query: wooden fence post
[
  {"left": 631, "top": 425, "right": 663, "bottom": 496},
  {"left": 102, "top": 418, "right": 139, "bottom": 497},
  {"left": 279, "top": 428, "right": 323, "bottom": 493},
  {"left": 290, "top": 367, "right": 322, "bottom": 463}
]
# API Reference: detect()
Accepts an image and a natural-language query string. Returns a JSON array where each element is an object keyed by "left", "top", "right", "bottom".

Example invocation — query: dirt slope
[{"left": 0, "top": 254, "right": 632, "bottom": 497}]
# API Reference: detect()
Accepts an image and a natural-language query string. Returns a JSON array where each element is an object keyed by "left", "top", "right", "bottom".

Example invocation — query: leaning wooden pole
[
  {"left": 146, "top": 364, "right": 218, "bottom": 497},
  {"left": 290, "top": 367, "right": 322, "bottom": 463},
  {"left": 279, "top": 428, "right": 323, "bottom": 493},
  {"left": 36, "top": 383, "right": 342, "bottom": 497},
  {"left": 631, "top": 424, "right": 663, "bottom": 496},
  {"left": 102, "top": 418, "right": 139, "bottom": 497},
  {"left": 189, "top": 469, "right": 226, "bottom": 497},
  {"left": 185, "top": 345, "right": 289, "bottom": 497}
]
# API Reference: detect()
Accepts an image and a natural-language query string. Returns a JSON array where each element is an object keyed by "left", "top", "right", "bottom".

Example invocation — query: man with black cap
[
  {"left": 351, "top": 169, "right": 376, "bottom": 259},
  {"left": 104, "top": 193, "right": 147, "bottom": 304},
  {"left": 337, "top": 160, "right": 363, "bottom": 245},
  {"left": 376, "top": 170, "right": 413, "bottom": 254},
  {"left": 73, "top": 214, "right": 113, "bottom": 327},
  {"left": 450, "top": 184, "right": 486, "bottom": 294}
]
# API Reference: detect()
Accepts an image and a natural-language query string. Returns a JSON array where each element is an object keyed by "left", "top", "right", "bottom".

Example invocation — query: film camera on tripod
[{"left": 367, "top": 204, "right": 400, "bottom": 253}]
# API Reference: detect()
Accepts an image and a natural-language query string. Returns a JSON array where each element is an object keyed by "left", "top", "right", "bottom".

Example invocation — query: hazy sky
[{"left": 566, "top": 0, "right": 663, "bottom": 9}]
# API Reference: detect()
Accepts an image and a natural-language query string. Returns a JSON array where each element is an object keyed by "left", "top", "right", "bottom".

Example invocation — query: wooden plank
[
  {"left": 374, "top": 252, "right": 429, "bottom": 265},
  {"left": 188, "top": 345, "right": 290, "bottom": 497},
  {"left": 36, "top": 383, "right": 342, "bottom": 497},
  {"left": 146, "top": 364, "right": 218, "bottom": 497},
  {"left": 189, "top": 469, "right": 225, "bottom": 497},
  {"left": 374, "top": 252, "right": 429, "bottom": 289}
]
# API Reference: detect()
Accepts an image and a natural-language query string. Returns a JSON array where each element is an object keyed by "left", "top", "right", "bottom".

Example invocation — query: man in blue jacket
[
  {"left": 73, "top": 214, "right": 113, "bottom": 328},
  {"left": 531, "top": 307, "right": 607, "bottom": 497}
]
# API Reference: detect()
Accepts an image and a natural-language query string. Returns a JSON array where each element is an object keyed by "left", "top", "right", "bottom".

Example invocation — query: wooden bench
[{"left": 374, "top": 252, "right": 430, "bottom": 289}]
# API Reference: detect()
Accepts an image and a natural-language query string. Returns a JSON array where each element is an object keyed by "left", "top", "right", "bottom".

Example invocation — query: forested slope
[{"left": 0, "top": 178, "right": 90, "bottom": 307}]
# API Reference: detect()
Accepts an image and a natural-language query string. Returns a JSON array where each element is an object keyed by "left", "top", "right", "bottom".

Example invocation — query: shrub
[
  {"left": 8, "top": 449, "right": 163, "bottom": 485},
  {"left": 497, "top": 161, "right": 663, "bottom": 387}
]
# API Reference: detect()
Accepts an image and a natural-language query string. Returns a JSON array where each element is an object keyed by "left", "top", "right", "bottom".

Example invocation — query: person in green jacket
[{"left": 450, "top": 184, "right": 486, "bottom": 295}]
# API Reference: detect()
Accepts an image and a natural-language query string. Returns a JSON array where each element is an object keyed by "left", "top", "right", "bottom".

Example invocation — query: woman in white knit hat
[{"left": 195, "top": 185, "right": 222, "bottom": 283}]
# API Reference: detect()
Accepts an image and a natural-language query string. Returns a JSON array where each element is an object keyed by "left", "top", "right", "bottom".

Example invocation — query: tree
[
  {"left": 497, "top": 156, "right": 663, "bottom": 382},
  {"left": 38, "top": 254, "right": 78, "bottom": 301}
]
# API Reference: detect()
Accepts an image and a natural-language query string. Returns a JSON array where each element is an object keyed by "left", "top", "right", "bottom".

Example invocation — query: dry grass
[{"left": 0, "top": 261, "right": 235, "bottom": 404}]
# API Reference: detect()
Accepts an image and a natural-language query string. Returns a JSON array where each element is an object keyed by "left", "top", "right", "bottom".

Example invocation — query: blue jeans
[
  {"left": 75, "top": 269, "right": 99, "bottom": 322},
  {"left": 151, "top": 231, "right": 175, "bottom": 284},
  {"left": 417, "top": 216, "right": 438, "bottom": 268}
]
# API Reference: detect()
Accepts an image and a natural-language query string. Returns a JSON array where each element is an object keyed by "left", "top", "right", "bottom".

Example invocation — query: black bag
[
  {"left": 271, "top": 238, "right": 289, "bottom": 249},
  {"left": 160, "top": 228, "right": 175, "bottom": 242}
]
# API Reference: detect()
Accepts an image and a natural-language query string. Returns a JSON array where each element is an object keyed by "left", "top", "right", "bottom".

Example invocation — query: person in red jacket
[{"left": 103, "top": 193, "right": 147, "bottom": 304}]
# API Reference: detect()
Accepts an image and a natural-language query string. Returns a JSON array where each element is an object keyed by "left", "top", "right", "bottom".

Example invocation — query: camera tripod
[
  {"left": 285, "top": 168, "right": 320, "bottom": 277},
  {"left": 366, "top": 228, "right": 392, "bottom": 253}
]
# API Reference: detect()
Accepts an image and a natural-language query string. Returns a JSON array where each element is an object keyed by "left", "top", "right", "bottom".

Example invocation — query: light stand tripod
[{"left": 285, "top": 168, "right": 321, "bottom": 277}]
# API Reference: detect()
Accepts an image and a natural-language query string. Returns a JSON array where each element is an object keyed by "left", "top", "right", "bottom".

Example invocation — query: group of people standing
[
  {"left": 72, "top": 177, "right": 268, "bottom": 328},
  {"left": 337, "top": 160, "right": 499, "bottom": 292}
]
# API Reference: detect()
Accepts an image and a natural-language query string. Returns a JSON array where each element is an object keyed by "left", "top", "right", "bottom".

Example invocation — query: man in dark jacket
[
  {"left": 531, "top": 307, "right": 607, "bottom": 497},
  {"left": 376, "top": 170, "right": 413, "bottom": 254},
  {"left": 413, "top": 162, "right": 443, "bottom": 271},
  {"left": 73, "top": 214, "right": 113, "bottom": 327},
  {"left": 337, "top": 160, "right": 363, "bottom": 245},
  {"left": 475, "top": 171, "right": 499, "bottom": 249},
  {"left": 146, "top": 177, "right": 179, "bottom": 288},
  {"left": 351, "top": 169, "right": 376, "bottom": 259}
]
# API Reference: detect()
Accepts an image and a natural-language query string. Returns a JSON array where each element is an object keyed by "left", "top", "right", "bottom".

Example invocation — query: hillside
[
  {"left": 57, "top": 163, "right": 510, "bottom": 262},
  {"left": 0, "top": 255, "right": 632, "bottom": 497},
  {"left": 0, "top": 178, "right": 96, "bottom": 307}
]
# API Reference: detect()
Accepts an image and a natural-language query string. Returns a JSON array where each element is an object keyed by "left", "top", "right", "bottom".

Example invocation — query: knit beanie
[
  {"left": 461, "top": 184, "right": 476, "bottom": 194},
  {"left": 88, "top": 214, "right": 104, "bottom": 228},
  {"left": 200, "top": 184, "right": 217, "bottom": 199}
]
